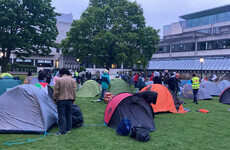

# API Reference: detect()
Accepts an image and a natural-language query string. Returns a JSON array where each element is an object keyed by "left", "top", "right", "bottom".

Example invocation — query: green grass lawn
[{"left": 1, "top": 95, "right": 230, "bottom": 150}]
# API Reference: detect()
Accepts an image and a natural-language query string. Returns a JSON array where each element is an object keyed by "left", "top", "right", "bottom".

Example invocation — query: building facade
[{"left": 148, "top": 4, "right": 230, "bottom": 79}]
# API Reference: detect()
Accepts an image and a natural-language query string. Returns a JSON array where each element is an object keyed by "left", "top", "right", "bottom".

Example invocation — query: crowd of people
[
  {"left": 132, "top": 70, "right": 182, "bottom": 95},
  {"left": 31, "top": 68, "right": 201, "bottom": 135}
]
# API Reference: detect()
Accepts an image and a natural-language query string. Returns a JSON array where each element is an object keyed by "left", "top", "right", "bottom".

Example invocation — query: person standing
[
  {"left": 149, "top": 72, "right": 154, "bottom": 81},
  {"left": 53, "top": 68, "right": 77, "bottom": 135},
  {"left": 46, "top": 70, "right": 52, "bottom": 85},
  {"left": 97, "top": 69, "right": 110, "bottom": 102},
  {"left": 168, "top": 73, "right": 176, "bottom": 93},
  {"left": 153, "top": 72, "right": 162, "bottom": 84},
  {"left": 27, "top": 70, "right": 32, "bottom": 77},
  {"left": 191, "top": 73, "right": 200, "bottom": 104},
  {"left": 163, "top": 70, "right": 169, "bottom": 87},
  {"left": 133, "top": 73, "right": 139, "bottom": 88},
  {"left": 137, "top": 74, "right": 145, "bottom": 91},
  {"left": 38, "top": 69, "right": 46, "bottom": 83},
  {"left": 115, "top": 72, "right": 119, "bottom": 78},
  {"left": 175, "top": 73, "right": 181, "bottom": 95}
]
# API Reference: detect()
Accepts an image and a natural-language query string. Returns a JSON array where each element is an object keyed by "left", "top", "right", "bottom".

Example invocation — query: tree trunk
[{"left": 1, "top": 47, "right": 11, "bottom": 72}]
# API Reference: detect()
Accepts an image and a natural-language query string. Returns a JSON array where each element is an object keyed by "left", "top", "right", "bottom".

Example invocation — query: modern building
[{"left": 147, "top": 4, "right": 230, "bottom": 79}]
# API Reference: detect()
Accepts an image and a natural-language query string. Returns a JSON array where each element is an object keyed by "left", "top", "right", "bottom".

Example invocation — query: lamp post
[
  {"left": 199, "top": 57, "right": 204, "bottom": 79},
  {"left": 76, "top": 58, "right": 80, "bottom": 71}
]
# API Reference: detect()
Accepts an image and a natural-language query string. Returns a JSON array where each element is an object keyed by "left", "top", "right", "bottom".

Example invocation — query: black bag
[
  {"left": 72, "top": 104, "right": 84, "bottom": 128},
  {"left": 116, "top": 117, "right": 131, "bottom": 136},
  {"left": 130, "top": 124, "right": 150, "bottom": 142}
]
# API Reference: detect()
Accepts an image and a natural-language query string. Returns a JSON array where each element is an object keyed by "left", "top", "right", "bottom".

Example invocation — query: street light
[
  {"left": 0, "top": 52, "right": 3, "bottom": 58},
  {"left": 199, "top": 57, "right": 205, "bottom": 79}
]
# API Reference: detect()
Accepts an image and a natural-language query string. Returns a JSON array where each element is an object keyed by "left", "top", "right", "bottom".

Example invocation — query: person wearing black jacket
[
  {"left": 175, "top": 73, "right": 181, "bottom": 95},
  {"left": 38, "top": 69, "right": 46, "bottom": 83},
  {"left": 163, "top": 70, "right": 169, "bottom": 87},
  {"left": 46, "top": 70, "right": 52, "bottom": 84},
  {"left": 153, "top": 72, "right": 162, "bottom": 84},
  {"left": 168, "top": 73, "right": 176, "bottom": 93}
]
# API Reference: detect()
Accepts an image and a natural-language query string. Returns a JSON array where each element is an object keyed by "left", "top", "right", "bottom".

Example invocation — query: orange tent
[{"left": 140, "top": 84, "right": 187, "bottom": 113}]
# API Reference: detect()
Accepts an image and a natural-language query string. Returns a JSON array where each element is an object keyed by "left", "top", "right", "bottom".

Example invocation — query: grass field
[{"left": 1, "top": 94, "right": 230, "bottom": 150}]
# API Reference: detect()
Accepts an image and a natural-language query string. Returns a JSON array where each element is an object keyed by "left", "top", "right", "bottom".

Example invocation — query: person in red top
[
  {"left": 150, "top": 73, "right": 154, "bottom": 81},
  {"left": 133, "top": 73, "right": 139, "bottom": 88}
]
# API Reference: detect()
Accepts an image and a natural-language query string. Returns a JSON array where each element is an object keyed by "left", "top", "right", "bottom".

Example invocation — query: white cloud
[{"left": 52, "top": 0, "right": 230, "bottom": 37}]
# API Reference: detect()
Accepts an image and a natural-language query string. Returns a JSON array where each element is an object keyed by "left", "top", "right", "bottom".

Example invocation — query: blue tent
[{"left": 0, "top": 78, "right": 21, "bottom": 95}]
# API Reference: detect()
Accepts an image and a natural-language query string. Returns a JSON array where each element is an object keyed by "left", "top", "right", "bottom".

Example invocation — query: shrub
[
  {"left": 11, "top": 63, "right": 37, "bottom": 72},
  {"left": 80, "top": 66, "right": 86, "bottom": 72}
]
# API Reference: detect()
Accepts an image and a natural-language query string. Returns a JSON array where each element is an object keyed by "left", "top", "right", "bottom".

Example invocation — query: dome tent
[
  {"left": 182, "top": 83, "right": 212, "bottom": 100},
  {"left": 140, "top": 84, "right": 186, "bottom": 113},
  {"left": 0, "top": 72, "right": 13, "bottom": 78},
  {"left": 219, "top": 87, "right": 230, "bottom": 105},
  {"left": 218, "top": 80, "right": 230, "bottom": 92},
  {"left": 104, "top": 91, "right": 157, "bottom": 132},
  {"left": 0, "top": 78, "right": 21, "bottom": 95},
  {"left": 76, "top": 80, "right": 101, "bottom": 97},
  {"left": 24, "top": 76, "right": 39, "bottom": 85},
  {"left": 197, "top": 84, "right": 212, "bottom": 100},
  {"left": 109, "top": 78, "right": 133, "bottom": 95},
  {"left": 35, "top": 82, "right": 53, "bottom": 99},
  {"left": 201, "top": 81, "right": 221, "bottom": 96},
  {"left": 0, "top": 85, "right": 58, "bottom": 134}
]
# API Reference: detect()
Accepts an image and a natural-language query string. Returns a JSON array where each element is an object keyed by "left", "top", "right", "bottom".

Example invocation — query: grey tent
[
  {"left": 197, "top": 84, "right": 212, "bottom": 100},
  {"left": 183, "top": 83, "right": 212, "bottom": 100},
  {"left": 0, "top": 84, "right": 58, "bottom": 134},
  {"left": 218, "top": 80, "right": 230, "bottom": 92},
  {"left": 201, "top": 81, "right": 221, "bottom": 96},
  {"left": 145, "top": 81, "right": 153, "bottom": 86},
  {"left": 24, "top": 76, "right": 54, "bottom": 86},
  {"left": 182, "top": 84, "right": 193, "bottom": 99},
  {"left": 24, "top": 76, "right": 39, "bottom": 85},
  {"left": 219, "top": 87, "right": 230, "bottom": 104}
]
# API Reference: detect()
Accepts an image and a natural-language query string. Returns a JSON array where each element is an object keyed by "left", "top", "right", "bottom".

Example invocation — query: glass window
[
  {"left": 184, "top": 43, "right": 195, "bottom": 51},
  {"left": 198, "top": 42, "right": 206, "bottom": 50},
  {"left": 198, "top": 39, "right": 230, "bottom": 50},
  {"left": 185, "top": 11, "right": 230, "bottom": 28},
  {"left": 16, "top": 59, "right": 23, "bottom": 62},
  {"left": 157, "top": 45, "right": 170, "bottom": 53},
  {"left": 213, "top": 27, "right": 220, "bottom": 34},
  {"left": 36, "top": 60, "right": 53, "bottom": 67},
  {"left": 38, "top": 60, "right": 45, "bottom": 63}
]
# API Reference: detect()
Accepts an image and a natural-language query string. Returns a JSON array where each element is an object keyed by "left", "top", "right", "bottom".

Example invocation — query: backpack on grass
[
  {"left": 116, "top": 117, "right": 131, "bottom": 136},
  {"left": 130, "top": 124, "right": 150, "bottom": 142},
  {"left": 72, "top": 104, "right": 84, "bottom": 128}
]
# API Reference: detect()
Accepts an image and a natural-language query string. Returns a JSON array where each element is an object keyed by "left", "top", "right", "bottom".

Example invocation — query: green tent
[
  {"left": 76, "top": 80, "right": 101, "bottom": 97},
  {"left": 109, "top": 78, "right": 133, "bottom": 95},
  {"left": 0, "top": 73, "right": 13, "bottom": 78},
  {"left": 0, "top": 78, "right": 21, "bottom": 95}
]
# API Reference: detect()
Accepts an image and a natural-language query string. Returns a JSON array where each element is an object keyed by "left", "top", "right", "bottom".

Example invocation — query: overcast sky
[{"left": 51, "top": 0, "right": 230, "bottom": 37}]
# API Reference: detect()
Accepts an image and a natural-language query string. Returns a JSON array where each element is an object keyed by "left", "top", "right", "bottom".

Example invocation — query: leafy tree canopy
[
  {"left": 61, "top": 0, "right": 159, "bottom": 69},
  {"left": 0, "top": 0, "right": 59, "bottom": 72}
]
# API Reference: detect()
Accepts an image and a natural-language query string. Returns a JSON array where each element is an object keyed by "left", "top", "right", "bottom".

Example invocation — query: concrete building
[{"left": 148, "top": 4, "right": 230, "bottom": 80}]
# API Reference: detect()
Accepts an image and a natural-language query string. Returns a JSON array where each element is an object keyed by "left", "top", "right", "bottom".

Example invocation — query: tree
[
  {"left": 0, "top": 0, "right": 58, "bottom": 72},
  {"left": 60, "top": 0, "right": 159, "bottom": 69}
]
